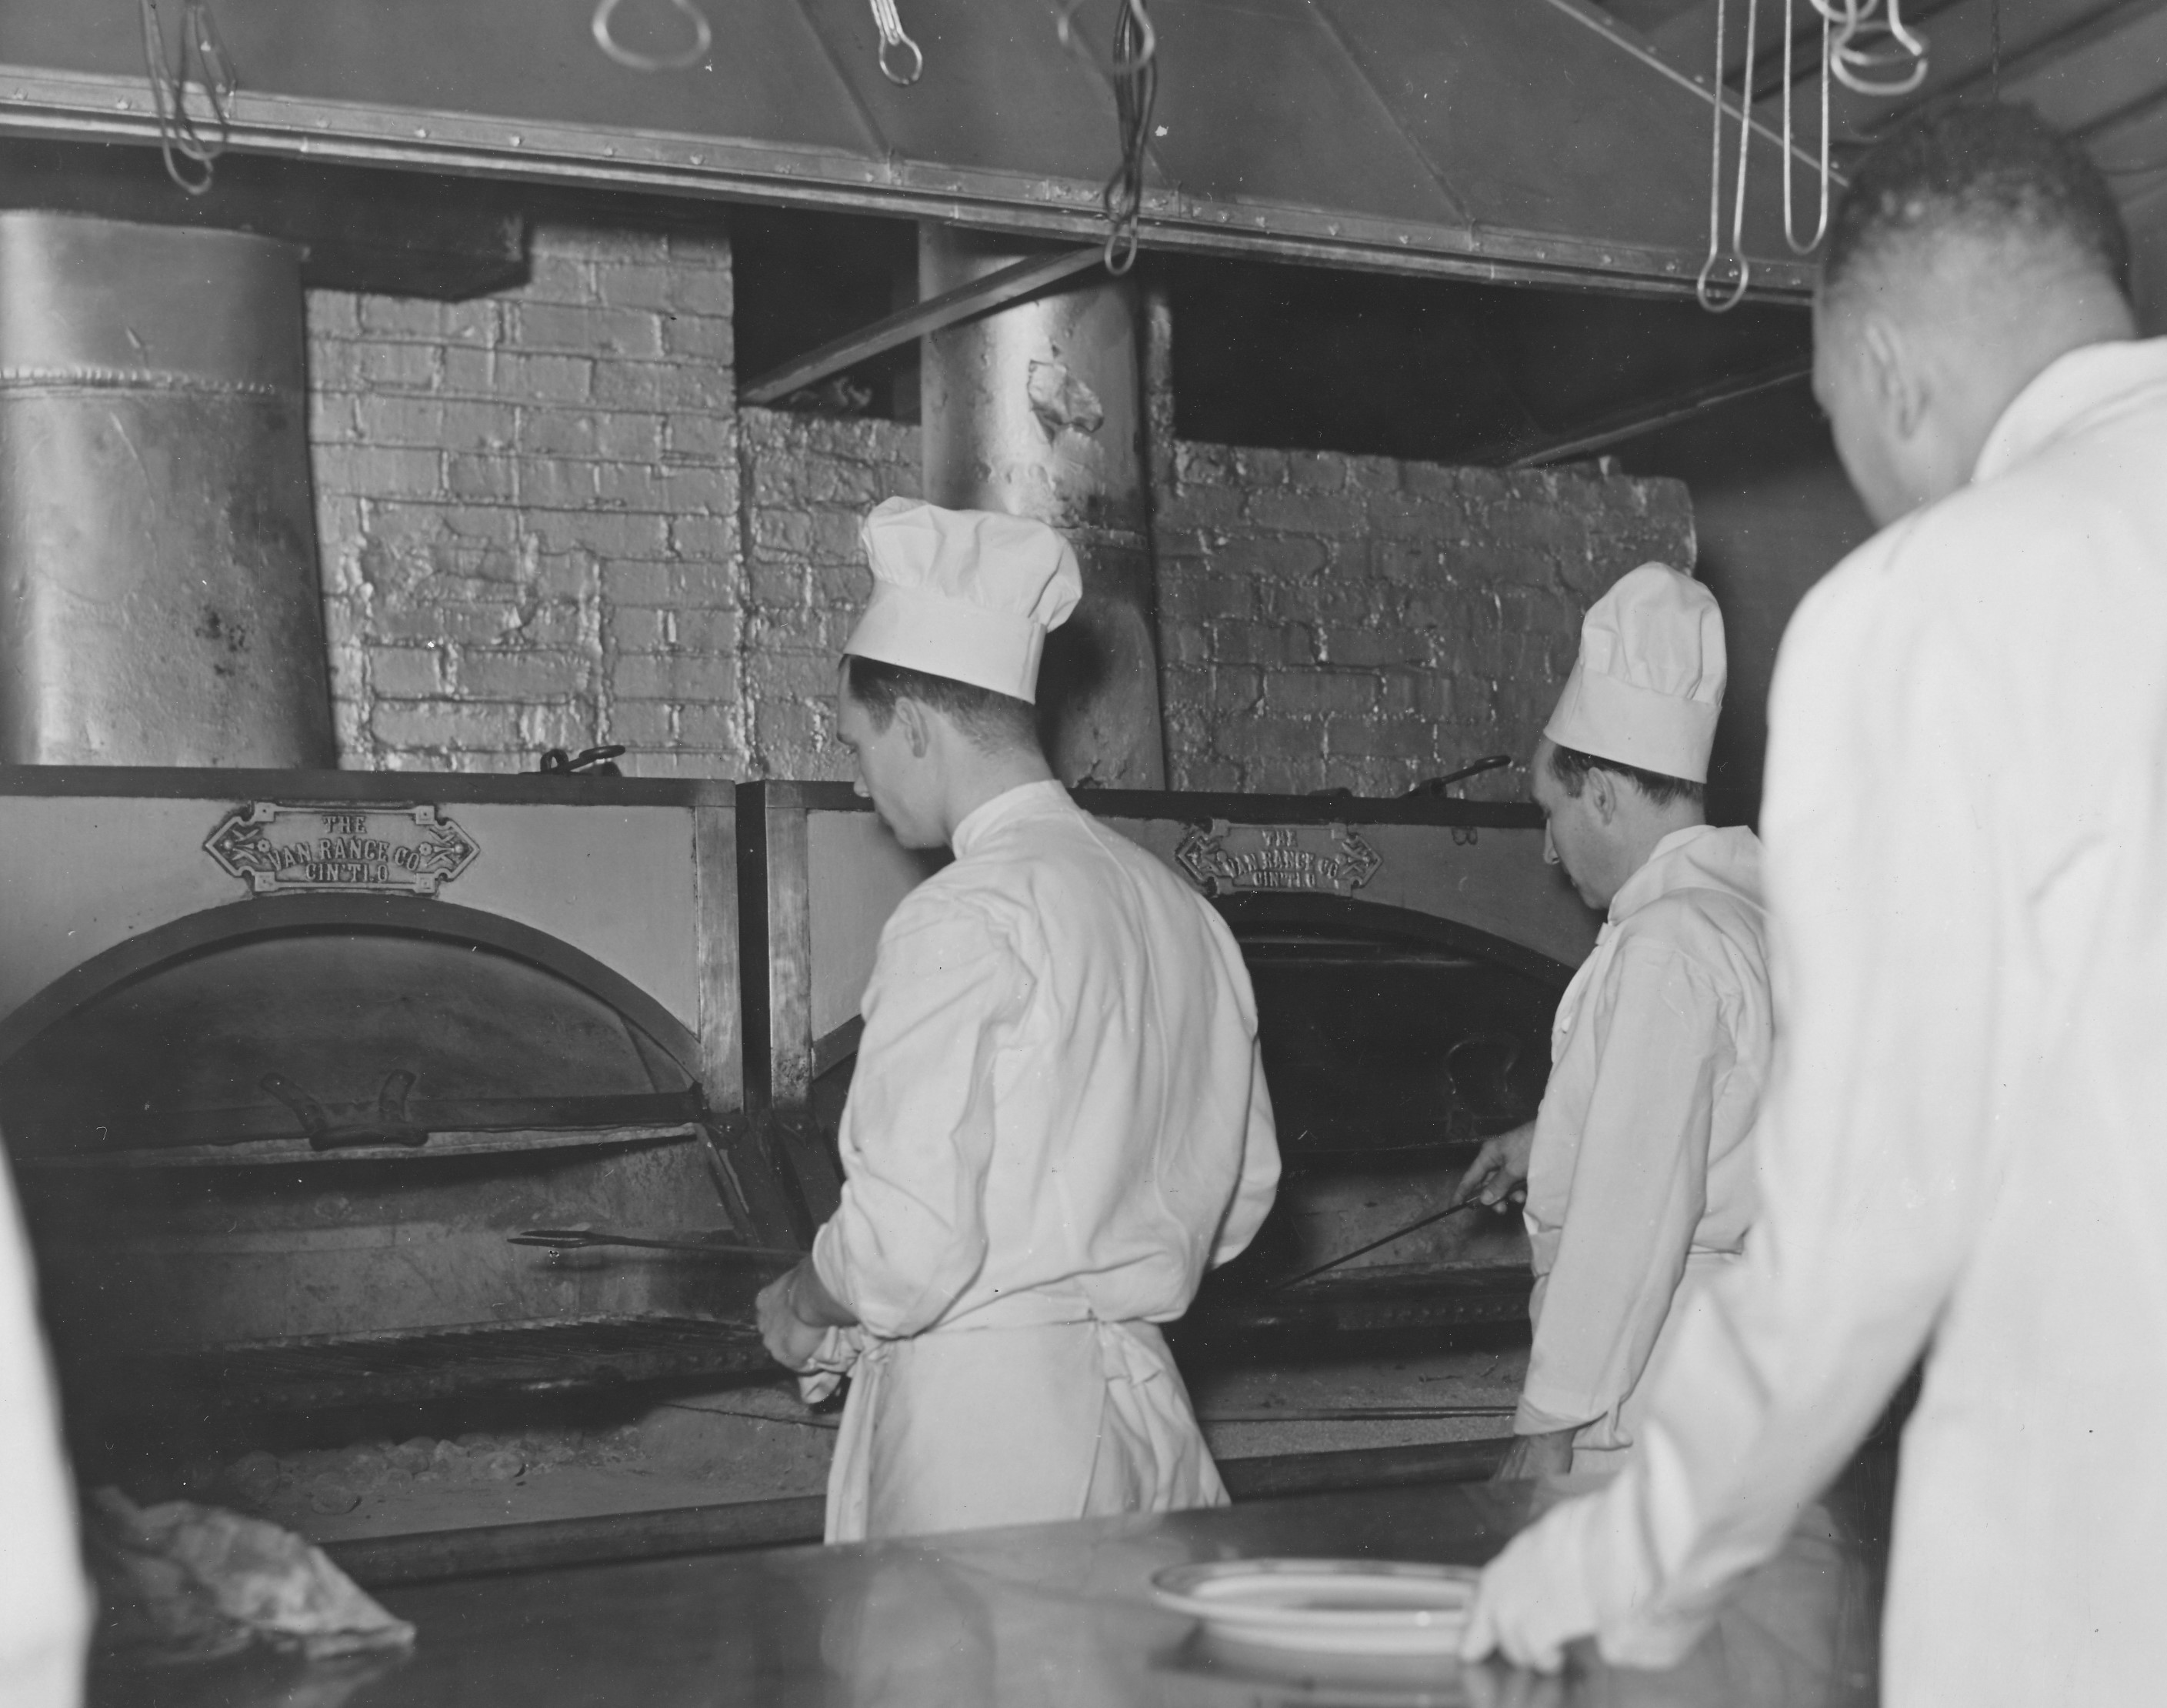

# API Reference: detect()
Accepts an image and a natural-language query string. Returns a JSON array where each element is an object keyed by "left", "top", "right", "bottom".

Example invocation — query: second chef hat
[
  {"left": 1543, "top": 562, "right": 1726, "bottom": 784},
  {"left": 844, "top": 499, "right": 1082, "bottom": 703}
]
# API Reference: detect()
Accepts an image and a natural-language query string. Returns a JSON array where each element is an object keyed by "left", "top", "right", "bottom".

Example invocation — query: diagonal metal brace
[{"left": 740, "top": 246, "right": 1102, "bottom": 405}]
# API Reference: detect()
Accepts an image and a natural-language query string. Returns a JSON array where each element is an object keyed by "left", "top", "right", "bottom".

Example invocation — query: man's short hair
[
  {"left": 1547, "top": 742, "right": 1704, "bottom": 810},
  {"left": 1822, "top": 103, "right": 2130, "bottom": 306},
  {"left": 842, "top": 654, "right": 1041, "bottom": 752}
]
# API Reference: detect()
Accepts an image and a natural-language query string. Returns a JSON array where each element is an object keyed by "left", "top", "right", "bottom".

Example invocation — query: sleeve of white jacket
[
  {"left": 1463, "top": 556, "right": 2002, "bottom": 1670},
  {"left": 812, "top": 899, "right": 1033, "bottom": 1338},
  {"left": 1209, "top": 1047, "right": 1282, "bottom": 1269},
  {"left": 1515, "top": 937, "right": 1722, "bottom": 1437},
  {"left": 0, "top": 1146, "right": 90, "bottom": 1708}
]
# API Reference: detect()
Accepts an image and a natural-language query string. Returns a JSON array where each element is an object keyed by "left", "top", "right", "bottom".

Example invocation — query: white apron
[{"left": 812, "top": 1302, "right": 1225, "bottom": 1544}]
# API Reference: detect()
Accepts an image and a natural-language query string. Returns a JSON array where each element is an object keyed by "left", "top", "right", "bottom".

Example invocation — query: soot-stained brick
[
  {"left": 312, "top": 220, "right": 747, "bottom": 776},
  {"left": 1154, "top": 445, "right": 1692, "bottom": 797},
  {"left": 312, "top": 213, "right": 1689, "bottom": 790}
]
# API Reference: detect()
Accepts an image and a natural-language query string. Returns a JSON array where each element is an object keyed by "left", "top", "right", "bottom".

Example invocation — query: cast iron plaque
[
  {"left": 1175, "top": 821, "right": 1381, "bottom": 897},
  {"left": 205, "top": 802, "right": 481, "bottom": 897}
]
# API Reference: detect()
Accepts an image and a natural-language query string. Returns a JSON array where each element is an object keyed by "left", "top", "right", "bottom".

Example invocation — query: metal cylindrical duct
[
  {"left": 0, "top": 212, "right": 334, "bottom": 766},
  {"left": 919, "top": 225, "right": 1166, "bottom": 789}
]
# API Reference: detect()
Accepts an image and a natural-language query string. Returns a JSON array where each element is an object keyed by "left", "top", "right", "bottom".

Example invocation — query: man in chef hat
[
  {"left": 1462, "top": 106, "right": 2167, "bottom": 1703},
  {"left": 1452, "top": 562, "right": 1772, "bottom": 1483},
  {"left": 755, "top": 497, "right": 1281, "bottom": 1543}
]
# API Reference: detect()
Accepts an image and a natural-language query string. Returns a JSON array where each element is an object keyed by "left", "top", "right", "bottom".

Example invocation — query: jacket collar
[
  {"left": 1605, "top": 824, "right": 1749, "bottom": 927},
  {"left": 1974, "top": 335, "right": 2167, "bottom": 484},
  {"left": 952, "top": 779, "right": 1072, "bottom": 857}
]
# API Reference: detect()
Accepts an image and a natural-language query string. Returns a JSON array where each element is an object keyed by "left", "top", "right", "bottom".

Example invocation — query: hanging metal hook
[
  {"left": 868, "top": 0, "right": 925, "bottom": 85},
  {"left": 592, "top": 0, "right": 712, "bottom": 73},
  {"left": 139, "top": 0, "right": 235, "bottom": 197},
  {"left": 1697, "top": 0, "right": 1756, "bottom": 313},
  {"left": 1054, "top": 0, "right": 1157, "bottom": 81},
  {"left": 1821, "top": 0, "right": 1929, "bottom": 98},
  {"left": 1097, "top": 0, "right": 1155, "bottom": 273},
  {"left": 1782, "top": 0, "right": 1835, "bottom": 254}
]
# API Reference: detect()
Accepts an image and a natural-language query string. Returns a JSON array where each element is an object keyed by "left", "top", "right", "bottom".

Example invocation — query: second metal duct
[{"left": 0, "top": 211, "right": 334, "bottom": 766}]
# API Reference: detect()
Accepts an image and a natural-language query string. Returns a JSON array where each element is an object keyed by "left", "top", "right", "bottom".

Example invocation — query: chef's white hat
[
  {"left": 1542, "top": 563, "right": 1725, "bottom": 784},
  {"left": 843, "top": 498, "right": 1082, "bottom": 703}
]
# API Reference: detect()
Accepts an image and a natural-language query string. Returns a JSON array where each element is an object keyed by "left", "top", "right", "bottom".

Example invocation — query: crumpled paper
[{"left": 85, "top": 1487, "right": 416, "bottom": 1667}]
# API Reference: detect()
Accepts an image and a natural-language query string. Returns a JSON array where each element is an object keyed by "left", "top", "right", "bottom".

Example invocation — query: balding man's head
[
  {"left": 1823, "top": 104, "right": 2130, "bottom": 312},
  {"left": 1812, "top": 105, "right": 2138, "bottom": 526}
]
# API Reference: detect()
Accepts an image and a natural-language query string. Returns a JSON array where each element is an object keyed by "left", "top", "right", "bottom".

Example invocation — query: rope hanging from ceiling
[
  {"left": 1055, "top": 0, "right": 1159, "bottom": 275},
  {"left": 139, "top": 0, "right": 235, "bottom": 196}
]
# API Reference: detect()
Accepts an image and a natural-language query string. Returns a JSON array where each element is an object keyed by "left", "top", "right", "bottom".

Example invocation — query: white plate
[{"left": 1149, "top": 1557, "right": 1479, "bottom": 1656}]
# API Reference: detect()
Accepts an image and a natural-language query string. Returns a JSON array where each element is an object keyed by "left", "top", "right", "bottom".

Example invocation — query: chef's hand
[
  {"left": 1453, "top": 1121, "right": 1535, "bottom": 1213},
  {"left": 1458, "top": 1523, "right": 1581, "bottom": 1673},
  {"left": 1490, "top": 1427, "right": 1575, "bottom": 1483},
  {"left": 757, "top": 1264, "right": 832, "bottom": 1372}
]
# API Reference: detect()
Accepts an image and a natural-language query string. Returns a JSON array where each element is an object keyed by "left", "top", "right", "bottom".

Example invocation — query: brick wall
[
  {"left": 309, "top": 218, "right": 743, "bottom": 776},
  {"left": 309, "top": 222, "right": 1691, "bottom": 792},
  {"left": 735, "top": 409, "right": 918, "bottom": 783},
  {"left": 1154, "top": 445, "right": 1695, "bottom": 796}
]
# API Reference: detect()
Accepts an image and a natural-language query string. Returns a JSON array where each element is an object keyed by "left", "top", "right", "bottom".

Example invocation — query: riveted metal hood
[{"left": 0, "top": 0, "right": 1818, "bottom": 297}]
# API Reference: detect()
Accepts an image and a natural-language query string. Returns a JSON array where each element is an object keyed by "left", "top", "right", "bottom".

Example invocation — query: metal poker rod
[
  {"left": 1271, "top": 1196, "right": 1503, "bottom": 1292},
  {"left": 510, "top": 1228, "right": 800, "bottom": 1266}
]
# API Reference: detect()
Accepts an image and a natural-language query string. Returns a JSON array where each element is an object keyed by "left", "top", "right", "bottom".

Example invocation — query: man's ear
[
  {"left": 1585, "top": 765, "right": 1619, "bottom": 826},
  {"left": 1862, "top": 315, "right": 1927, "bottom": 442},
  {"left": 894, "top": 696, "right": 932, "bottom": 759}
]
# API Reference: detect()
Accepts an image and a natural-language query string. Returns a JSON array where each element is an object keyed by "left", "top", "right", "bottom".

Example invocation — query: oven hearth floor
[
  {"left": 86, "top": 1316, "right": 775, "bottom": 1418},
  {"left": 210, "top": 1346, "right": 1530, "bottom": 1556}
]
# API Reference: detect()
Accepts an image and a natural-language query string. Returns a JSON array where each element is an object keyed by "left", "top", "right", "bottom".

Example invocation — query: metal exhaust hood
[{"left": 0, "top": 0, "right": 1820, "bottom": 298}]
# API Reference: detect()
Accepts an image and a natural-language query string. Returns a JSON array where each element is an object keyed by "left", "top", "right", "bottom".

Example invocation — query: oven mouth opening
[
  {"left": 0, "top": 900, "right": 708, "bottom": 1166},
  {"left": 65, "top": 1315, "right": 777, "bottom": 1423},
  {"left": 1224, "top": 897, "right": 1565, "bottom": 1167}
]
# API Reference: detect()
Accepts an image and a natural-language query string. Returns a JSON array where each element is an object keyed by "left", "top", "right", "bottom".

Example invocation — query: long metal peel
[{"left": 510, "top": 1228, "right": 801, "bottom": 1264}]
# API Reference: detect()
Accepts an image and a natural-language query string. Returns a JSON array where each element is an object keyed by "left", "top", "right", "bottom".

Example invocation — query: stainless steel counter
[{"left": 91, "top": 1478, "right": 1882, "bottom": 1706}]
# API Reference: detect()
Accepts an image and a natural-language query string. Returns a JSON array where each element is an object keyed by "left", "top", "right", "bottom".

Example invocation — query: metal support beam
[
  {"left": 920, "top": 225, "right": 1167, "bottom": 789},
  {"left": 1539, "top": 0, "right": 1847, "bottom": 185},
  {"left": 740, "top": 247, "right": 1102, "bottom": 406},
  {"left": 1495, "top": 355, "right": 1815, "bottom": 468}
]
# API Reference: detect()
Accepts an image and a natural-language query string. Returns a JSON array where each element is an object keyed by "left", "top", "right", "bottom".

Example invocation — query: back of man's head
[
  {"left": 842, "top": 655, "right": 1041, "bottom": 755},
  {"left": 1813, "top": 105, "right": 2138, "bottom": 522},
  {"left": 1823, "top": 103, "right": 2130, "bottom": 315}
]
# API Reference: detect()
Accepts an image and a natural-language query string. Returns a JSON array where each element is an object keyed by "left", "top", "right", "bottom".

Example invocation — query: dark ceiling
[
  {"left": 739, "top": 0, "right": 2167, "bottom": 464},
  {"left": 730, "top": 205, "right": 1814, "bottom": 470}
]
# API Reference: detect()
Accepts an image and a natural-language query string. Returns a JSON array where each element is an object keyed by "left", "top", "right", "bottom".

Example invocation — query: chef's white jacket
[
  {"left": 808, "top": 780, "right": 1280, "bottom": 1540},
  {"left": 1518, "top": 825, "right": 1769, "bottom": 1469},
  {"left": 0, "top": 1140, "right": 88, "bottom": 1706},
  {"left": 1465, "top": 336, "right": 2167, "bottom": 1705}
]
